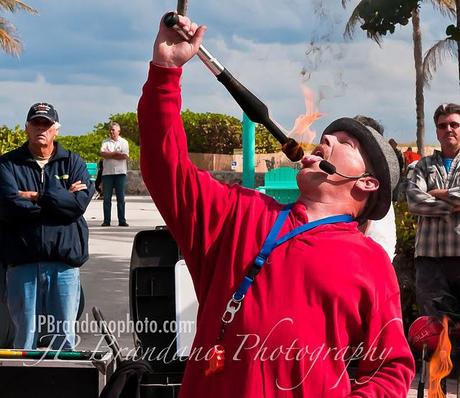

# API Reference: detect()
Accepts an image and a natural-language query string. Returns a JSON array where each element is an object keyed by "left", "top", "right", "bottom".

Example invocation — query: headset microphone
[{"left": 319, "top": 160, "right": 369, "bottom": 180}]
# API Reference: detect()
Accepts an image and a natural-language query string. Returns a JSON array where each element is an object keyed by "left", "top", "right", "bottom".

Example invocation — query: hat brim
[
  {"left": 322, "top": 118, "right": 394, "bottom": 221},
  {"left": 27, "top": 114, "right": 57, "bottom": 123}
]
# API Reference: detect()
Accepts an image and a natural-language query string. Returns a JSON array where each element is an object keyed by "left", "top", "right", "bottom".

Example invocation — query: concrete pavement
[{"left": 77, "top": 195, "right": 164, "bottom": 352}]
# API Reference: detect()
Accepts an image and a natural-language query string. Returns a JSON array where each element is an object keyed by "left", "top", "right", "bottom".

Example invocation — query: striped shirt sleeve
[{"left": 406, "top": 158, "right": 451, "bottom": 216}]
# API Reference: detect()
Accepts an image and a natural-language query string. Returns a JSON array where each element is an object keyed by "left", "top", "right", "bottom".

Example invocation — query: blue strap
[
  {"left": 233, "top": 205, "right": 353, "bottom": 301},
  {"left": 274, "top": 214, "right": 353, "bottom": 247},
  {"left": 254, "top": 203, "right": 293, "bottom": 265}
]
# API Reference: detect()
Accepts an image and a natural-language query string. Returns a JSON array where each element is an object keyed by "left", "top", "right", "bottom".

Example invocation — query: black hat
[
  {"left": 26, "top": 102, "right": 59, "bottom": 123},
  {"left": 322, "top": 117, "right": 400, "bottom": 221}
]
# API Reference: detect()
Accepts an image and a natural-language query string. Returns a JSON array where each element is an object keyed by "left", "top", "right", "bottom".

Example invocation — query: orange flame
[
  {"left": 288, "top": 84, "right": 323, "bottom": 145},
  {"left": 428, "top": 316, "right": 453, "bottom": 398}
]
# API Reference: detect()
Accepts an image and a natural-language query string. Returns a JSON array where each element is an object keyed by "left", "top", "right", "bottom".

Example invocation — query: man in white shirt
[
  {"left": 353, "top": 115, "right": 397, "bottom": 260},
  {"left": 364, "top": 206, "right": 397, "bottom": 261},
  {"left": 100, "top": 122, "right": 129, "bottom": 227}
]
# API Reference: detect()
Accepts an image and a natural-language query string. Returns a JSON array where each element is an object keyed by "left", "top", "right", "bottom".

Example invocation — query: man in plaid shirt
[{"left": 407, "top": 103, "right": 460, "bottom": 318}]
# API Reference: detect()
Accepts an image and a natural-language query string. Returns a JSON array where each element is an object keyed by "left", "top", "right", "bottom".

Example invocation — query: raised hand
[{"left": 153, "top": 12, "right": 206, "bottom": 68}]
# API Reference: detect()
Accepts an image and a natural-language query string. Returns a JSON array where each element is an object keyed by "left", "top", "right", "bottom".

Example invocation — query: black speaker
[
  {"left": 0, "top": 354, "right": 113, "bottom": 398},
  {"left": 130, "top": 227, "right": 187, "bottom": 374},
  {"left": 139, "top": 372, "right": 182, "bottom": 398}
]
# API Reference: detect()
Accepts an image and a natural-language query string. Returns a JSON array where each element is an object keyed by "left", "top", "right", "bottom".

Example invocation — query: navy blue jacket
[{"left": 0, "top": 142, "right": 95, "bottom": 267}]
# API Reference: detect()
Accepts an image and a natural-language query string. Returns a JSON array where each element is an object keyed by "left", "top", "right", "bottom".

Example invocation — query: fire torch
[{"left": 163, "top": 12, "right": 304, "bottom": 163}]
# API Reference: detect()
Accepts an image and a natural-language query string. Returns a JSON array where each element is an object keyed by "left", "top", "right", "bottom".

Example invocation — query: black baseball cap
[{"left": 26, "top": 102, "right": 59, "bottom": 123}]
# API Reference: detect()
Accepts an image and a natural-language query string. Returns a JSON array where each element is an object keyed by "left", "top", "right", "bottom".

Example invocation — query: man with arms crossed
[
  {"left": 0, "top": 103, "right": 94, "bottom": 349},
  {"left": 407, "top": 103, "right": 460, "bottom": 319}
]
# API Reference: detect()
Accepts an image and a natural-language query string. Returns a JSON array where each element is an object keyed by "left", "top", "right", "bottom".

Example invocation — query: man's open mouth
[{"left": 312, "top": 147, "right": 325, "bottom": 159}]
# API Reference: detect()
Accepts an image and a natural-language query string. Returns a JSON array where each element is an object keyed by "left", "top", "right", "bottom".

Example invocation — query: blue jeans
[
  {"left": 6, "top": 262, "right": 80, "bottom": 350},
  {"left": 102, "top": 174, "right": 127, "bottom": 224}
]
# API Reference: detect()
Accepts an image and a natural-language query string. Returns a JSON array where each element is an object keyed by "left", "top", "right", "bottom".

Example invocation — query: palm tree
[
  {"left": 343, "top": 0, "right": 455, "bottom": 156},
  {"left": 423, "top": 0, "right": 459, "bottom": 87},
  {"left": 0, "top": 0, "right": 36, "bottom": 56},
  {"left": 412, "top": 7, "right": 426, "bottom": 156}
]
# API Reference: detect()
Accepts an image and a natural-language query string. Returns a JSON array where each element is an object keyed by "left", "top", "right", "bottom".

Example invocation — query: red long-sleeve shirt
[
  {"left": 404, "top": 150, "right": 421, "bottom": 166},
  {"left": 138, "top": 63, "right": 415, "bottom": 397}
]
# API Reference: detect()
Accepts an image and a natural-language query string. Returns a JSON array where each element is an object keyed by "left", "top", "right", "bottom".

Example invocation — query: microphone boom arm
[{"left": 319, "top": 160, "right": 370, "bottom": 179}]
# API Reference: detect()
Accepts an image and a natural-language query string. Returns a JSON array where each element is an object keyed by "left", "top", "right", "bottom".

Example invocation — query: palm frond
[
  {"left": 423, "top": 38, "right": 457, "bottom": 85},
  {"left": 0, "top": 0, "right": 37, "bottom": 14},
  {"left": 426, "top": 0, "right": 456, "bottom": 18},
  {"left": 344, "top": 6, "right": 363, "bottom": 39},
  {"left": 0, "top": 18, "right": 21, "bottom": 55},
  {"left": 344, "top": 5, "right": 383, "bottom": 45}
]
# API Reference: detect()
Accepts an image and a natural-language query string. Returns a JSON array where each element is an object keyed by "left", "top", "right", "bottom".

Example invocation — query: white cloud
[{"left": 0, "top": 76, "right": 138, "bottom": 134}]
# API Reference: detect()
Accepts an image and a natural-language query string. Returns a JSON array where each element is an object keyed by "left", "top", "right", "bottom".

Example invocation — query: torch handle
[
  {"left": 417, "top": 344, "right": 427, "bottom": 398},
  {"left": 162, "top": 12, "right": 304, "bottom": 162},
  {"left": 92, "top": 306, "right": 123, "bottom": 364},
  {"left": 163, "top": 12, "right": 225, "bottom": 76},
  {"left": 216, "top": 69, "right": 288, "bottom": 145}
]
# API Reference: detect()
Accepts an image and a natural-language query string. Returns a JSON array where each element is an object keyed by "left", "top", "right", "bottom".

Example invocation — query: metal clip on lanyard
[{"left": 221, "top": 204, "right": 354, "bottom": 325}]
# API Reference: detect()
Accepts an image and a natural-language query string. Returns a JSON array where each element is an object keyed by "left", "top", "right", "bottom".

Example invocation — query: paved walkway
[{"left": 78, "top": 195, "right": 164, "bottom": 351}]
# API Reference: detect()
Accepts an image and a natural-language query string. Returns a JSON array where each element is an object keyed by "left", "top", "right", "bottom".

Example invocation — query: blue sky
[{"left": 0, "top": 0, "right": 458, "bottom": 144}]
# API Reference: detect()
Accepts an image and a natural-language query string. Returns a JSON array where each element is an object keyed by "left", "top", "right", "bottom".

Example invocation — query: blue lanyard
[{"left": 221, "top": 204, "right": 353, "bottom": 325}]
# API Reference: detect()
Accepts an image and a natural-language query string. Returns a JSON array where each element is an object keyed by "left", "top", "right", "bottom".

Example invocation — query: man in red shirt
[
  {"left": 404, "top": 147, "right": 421, "bottom": 167},
  {"left": 137, "top": 13, "right": 415, "bottom": 398}
]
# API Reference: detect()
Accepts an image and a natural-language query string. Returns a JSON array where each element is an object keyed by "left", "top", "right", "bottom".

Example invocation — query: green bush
[
  {"left": 57, "top": 131, "right": 139, "bottom": 163},
  {"left": 255, "top": 124, "right": 283, "bottom": 154},
  {"left": 182, "top": 109, "right": 280, "bottom": 154},
  {"left": 57, "top": 130, "right": 106, "bottom": 162},
  {"left": 1, "top": 110, "right": 281, "bottom": 160},
  {"left": 93, "top": 110, "right": 280, "bottom": 154},
  {"left": 394, "top": 201, "right": 417, "bottom": 256},
  {"left": 0, "top": 123, "right": 140, "bottom": 164},
  {"left": 0, "top": 125, "right": 26, "bottom": 155},
  {"left": 182, "top": 110, "right": 241, "bottom": 154},
  {"left": 393, "top": 201, "right": 418, "bottom": 332},
  {"left": 93, "top": 112, "right": 139, "bottom": 145}
]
